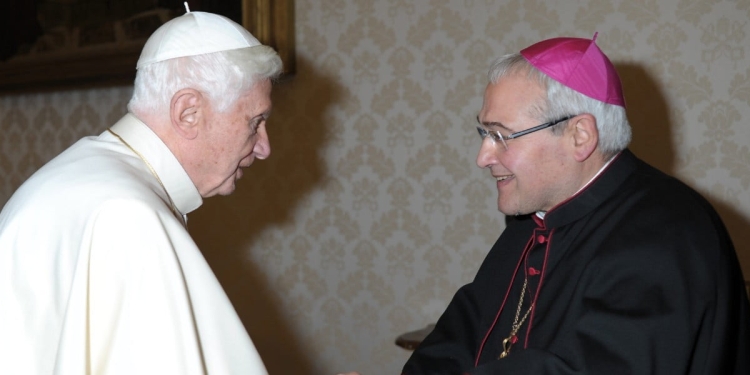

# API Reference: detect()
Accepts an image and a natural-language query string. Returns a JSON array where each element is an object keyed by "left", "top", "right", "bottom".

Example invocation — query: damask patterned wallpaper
[{"left": 1, "top": 0, "right": 749, "bottom": 374}]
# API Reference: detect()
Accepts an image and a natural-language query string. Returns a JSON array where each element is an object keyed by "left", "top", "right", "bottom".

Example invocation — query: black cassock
[{"left": 403, "top": 150, "right": 750, "bottom": 374}]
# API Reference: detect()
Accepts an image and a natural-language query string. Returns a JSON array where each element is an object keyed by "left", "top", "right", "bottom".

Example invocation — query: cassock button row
[{"left": 537, "top": 235, "right": 546, "bottom": 243}]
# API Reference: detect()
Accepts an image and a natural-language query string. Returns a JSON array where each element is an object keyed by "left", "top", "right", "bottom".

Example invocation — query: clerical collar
[
  {"left": 107, "top": 113, "right": 203, "bottom": 215},
  {"left": 536, "top": 153, "right": 619, "bottom": 220}
]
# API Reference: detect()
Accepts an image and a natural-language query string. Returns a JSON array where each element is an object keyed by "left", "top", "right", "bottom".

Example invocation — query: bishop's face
[{"left": 476, "top": 72, "right": 578, "bottom": 216}]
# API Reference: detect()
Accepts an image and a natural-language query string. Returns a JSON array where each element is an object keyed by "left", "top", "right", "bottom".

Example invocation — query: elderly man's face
[
  {"left": 196, "top": 79, "right": 273, "bottom": 197},
  {"left": 476, "top": 72, "right": 577, "bottom": 216}
]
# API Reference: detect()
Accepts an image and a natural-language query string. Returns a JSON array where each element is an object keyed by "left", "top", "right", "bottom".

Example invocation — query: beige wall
[{"left": 2, "top": 0, "right": 749, "bottom": 374}]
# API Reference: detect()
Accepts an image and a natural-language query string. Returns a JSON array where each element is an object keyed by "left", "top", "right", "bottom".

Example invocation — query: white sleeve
[{"left": 87, "top": 199, "right": 206, "bottom": 375}]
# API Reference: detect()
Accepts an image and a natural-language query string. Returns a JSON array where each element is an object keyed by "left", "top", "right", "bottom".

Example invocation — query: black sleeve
[
  {"left": 401, "top": 283, "right": 482, "bottom": 374},
  {"left": 402, "top": 216, "right": 537, "bottom": 375}
]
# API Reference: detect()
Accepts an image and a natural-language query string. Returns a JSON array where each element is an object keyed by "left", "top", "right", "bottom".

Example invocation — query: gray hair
[
  {"left": 488, "top": 53, "right": 631, "bottom": 158},
  {"left": 128, "top": 45, "right": 283, "bottom": 115}
]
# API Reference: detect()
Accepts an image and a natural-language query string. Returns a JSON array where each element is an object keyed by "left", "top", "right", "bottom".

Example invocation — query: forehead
[
  {"left": 234, "top": 79, "right": 273, "bottom": 115},
  {"left": 478, "top": 73, "right": 545, "bottom": 126}
]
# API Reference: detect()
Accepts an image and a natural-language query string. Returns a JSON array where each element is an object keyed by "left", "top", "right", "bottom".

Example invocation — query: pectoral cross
[{"left": 498, "top": 334, "right": 518, "bottom": 359}]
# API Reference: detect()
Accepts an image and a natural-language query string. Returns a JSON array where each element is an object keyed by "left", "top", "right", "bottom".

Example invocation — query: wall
[{"left": 1, "top": 0, "right": 749, "bottom": 374}]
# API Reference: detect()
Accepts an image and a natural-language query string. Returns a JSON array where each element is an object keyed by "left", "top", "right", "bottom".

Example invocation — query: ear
[
  {"left": 569, "top": 114, "right": 599, "bottom": 162},
  {"left": 170, "top": 88, "right": 203, "bottom": 140}
]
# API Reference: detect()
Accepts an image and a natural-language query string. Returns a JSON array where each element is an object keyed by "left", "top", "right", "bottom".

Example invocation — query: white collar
[{"left": 107, "top": 113, "right": 203, "bottom": 216}]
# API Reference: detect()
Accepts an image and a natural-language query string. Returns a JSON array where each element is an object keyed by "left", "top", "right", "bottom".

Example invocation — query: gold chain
[
  {"left": 107, "top": 129, "right": 186, "bottom": 227},
  {"left": 499, "top": 276, "right": 534, "bottom": 359}
]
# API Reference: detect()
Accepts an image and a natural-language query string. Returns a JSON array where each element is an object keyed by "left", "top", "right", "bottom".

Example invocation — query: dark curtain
[{"left": 0, "top": 0, "right": 42, "bottom": 61}]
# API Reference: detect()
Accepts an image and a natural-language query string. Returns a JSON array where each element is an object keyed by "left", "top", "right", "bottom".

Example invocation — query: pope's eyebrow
[{"left": 250, "top": 111, "right": 271, "bottom": 123}]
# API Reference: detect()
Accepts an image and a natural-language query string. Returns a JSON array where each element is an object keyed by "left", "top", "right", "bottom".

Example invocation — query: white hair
[{"left": 128, "top": 45, "right": 282, "bottom": 115}]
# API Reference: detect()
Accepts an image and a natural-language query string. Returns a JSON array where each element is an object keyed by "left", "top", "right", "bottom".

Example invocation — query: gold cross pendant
[{"left": 498, "top": 334, "right": 517, "bottom": 359}]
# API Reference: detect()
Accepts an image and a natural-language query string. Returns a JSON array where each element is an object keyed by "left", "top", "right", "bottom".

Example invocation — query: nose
[
  {"left": 254, "top": 126, "right": 271, "bottom": 160},
  {"left": 476, "top": 138, "right": 500, "bottom": 169}
]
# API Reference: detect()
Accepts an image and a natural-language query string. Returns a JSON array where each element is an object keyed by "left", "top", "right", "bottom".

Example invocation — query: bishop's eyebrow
[{"left": 476, "top": 115, "right": 512, "bottom": 132}]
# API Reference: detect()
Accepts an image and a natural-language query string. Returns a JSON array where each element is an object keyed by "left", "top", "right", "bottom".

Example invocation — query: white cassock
[{"left": 0, "top": 113, "right": 267, "bottom": 375}]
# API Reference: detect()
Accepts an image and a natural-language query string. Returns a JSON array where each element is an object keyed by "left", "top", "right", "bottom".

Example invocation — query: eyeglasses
[{"left": 476, "top": 115, "right": 574, "bottom": 150}]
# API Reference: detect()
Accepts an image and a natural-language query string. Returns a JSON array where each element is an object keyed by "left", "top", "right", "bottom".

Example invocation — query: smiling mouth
[{"left": 495, "top": 175, "right": 513, "bottom": 182}]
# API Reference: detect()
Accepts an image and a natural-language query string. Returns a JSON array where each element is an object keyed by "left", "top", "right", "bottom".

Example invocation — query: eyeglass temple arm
[{"left": 506, "top": 115, "right": 574, "bottom": 140}]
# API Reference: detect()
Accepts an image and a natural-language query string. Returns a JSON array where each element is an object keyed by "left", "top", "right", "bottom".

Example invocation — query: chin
[
  {"left": 497, "top": 202, "right": 523, "bottom": 216},
  {"left": 219, "top": 184, "right": 237, "bottom": 196},
  {"left": 498, "top": 207, "right": 514, "bottom": 216},
  {"left": 202, "top": 182, "right": 237, "bottom": 198},
  {"left": 497, "top": 200, "right": 510, "bottom": 215},
  {"left": 217, "top": 172, "right": 241, "bottom": 195}
]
